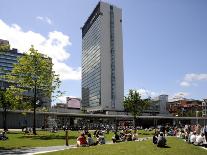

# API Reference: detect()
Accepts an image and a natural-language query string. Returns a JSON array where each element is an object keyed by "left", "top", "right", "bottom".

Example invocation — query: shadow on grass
[
  {"left": 18, "top": 134, "right": 77, "bottom": 140},
  {"left": 139, "top": 133, "right": 153, "bottom": 135},
  {"left": 0, "top": 147, "right": 32, "bottom": 154},
  {"left": 0, "top": 147, "right": 13, "bottom": 150},
  {"left": 157, "top": 145, "right": 171, "bottom": 148},
  {"left": 7, "top": 132, "right": 22, "bottom": 135},
  {"left": 0, "top": 146, "right": 29, "bottom": 150}
]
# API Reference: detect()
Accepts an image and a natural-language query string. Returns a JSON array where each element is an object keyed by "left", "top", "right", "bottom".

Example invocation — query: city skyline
[{"left": 0, "top": 0, "right": 207, "bottom": 104}]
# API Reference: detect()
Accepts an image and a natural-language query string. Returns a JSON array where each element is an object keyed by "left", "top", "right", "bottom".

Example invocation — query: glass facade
[
  {"left": 0, "top": 49, "right": 22, "bottom": 88},
  {"left": 110, "top": 5, "right": 116, "bottom": 108},
  {"left": 82, "top": 11, "right": 102, "bottom": 108}
]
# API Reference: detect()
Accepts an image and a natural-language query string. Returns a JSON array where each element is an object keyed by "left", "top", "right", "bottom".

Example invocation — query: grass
[
  {"left": 0, "top": 131, "right": 67, "bottom": 149},
  {"left": 0, "top": 130, "right": 154, "bottom": 150},
  {"left": 41, "top": 137, "right": 207, "bottom": 155}
]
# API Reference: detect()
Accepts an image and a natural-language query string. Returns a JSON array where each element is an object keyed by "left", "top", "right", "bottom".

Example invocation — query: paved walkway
[{"left": 0, "top": 145, "right": 71, "bottom": 155}]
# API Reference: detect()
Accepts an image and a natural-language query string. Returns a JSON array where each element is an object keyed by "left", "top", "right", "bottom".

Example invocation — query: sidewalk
[{"left": 0, "top": 145, "right": 71, "bottom": 155}]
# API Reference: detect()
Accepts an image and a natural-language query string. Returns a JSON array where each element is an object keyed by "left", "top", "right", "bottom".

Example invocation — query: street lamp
[{"left": 196, "top": 111, "right": 199, "bottom": 125}]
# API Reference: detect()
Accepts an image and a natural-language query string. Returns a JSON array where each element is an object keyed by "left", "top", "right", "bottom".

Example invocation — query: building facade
[
  {"left": 81, "top": 2, "right": 124, "bottom": 112},
  {"left": 146, "top": 95, "right": 169, "bottom": 116},
  {"left": 168, "top": 99, "right": 203, "bottom": 117},
  {"left": 0, "top": 39, "right": 22, "bottom": 89}
]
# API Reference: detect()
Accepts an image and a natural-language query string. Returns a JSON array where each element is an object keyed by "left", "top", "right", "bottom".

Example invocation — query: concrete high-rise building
[{"left": 81, "top": 2, "right": 124, "bottom": 112}]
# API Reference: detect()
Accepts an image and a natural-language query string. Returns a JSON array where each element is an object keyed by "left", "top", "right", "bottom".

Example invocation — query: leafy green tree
[
  {"left": 0, "top": 43, "right": 10, "bottom": 52},
  {"left": 6, "top": 46, "right": 61, "bottom": 134},
  {"left": 123, "top": 89, "right": 151, "bottom": 131}
]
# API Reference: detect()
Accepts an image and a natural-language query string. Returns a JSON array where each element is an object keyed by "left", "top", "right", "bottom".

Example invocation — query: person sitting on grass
[
  {"left": 153, "top": 133, "right": 158, "bottom": 144},
  {"left": 87, "top": 133, "right": 98, "bottom": 146},
  {"left": 132, "top": 131, "right": 138, "bottom": 141},
  {"left": 157, "top": 133, "right": 167, "bottom": 147},
  {"left": 77, "top": 133, "right": 88, "bottom": 147},
  {"left": 190, "top": 132, "right": 197, "bottom": 144},
  {"left": 112, "top": 132, "right": 121, "bottom": 143},
  {"left": 0, "top": 131, "right": 8, "bottom": 141},
  {"left": 126, "top": 131, "right": 132, "bottom": 141},
  {"left": 194, "top": 133, "right": 205, "bottom": 146},
  {"left": 97, "top": 132, "right": 105, "bottom": 145}
]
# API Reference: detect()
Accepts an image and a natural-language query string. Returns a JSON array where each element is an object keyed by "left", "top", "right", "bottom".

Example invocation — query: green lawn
[
  {"left": 0, "top": 130, "right": 154, "bottom": 150},
  {"left": 41, "top": 137, "right": 207, "bottom": 155}
]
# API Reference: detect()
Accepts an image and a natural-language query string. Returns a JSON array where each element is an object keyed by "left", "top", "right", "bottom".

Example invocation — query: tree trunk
[
  {"left": 134, "top": 116, "right": 137, "bottom": 133},
  {"left": 33, "top": 82, "right": 37, "bottom": 135},
  {"left": 3, "top": 107, "right": 7, "bottom": 131}
]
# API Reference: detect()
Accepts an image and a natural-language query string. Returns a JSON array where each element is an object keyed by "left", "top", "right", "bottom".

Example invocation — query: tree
[
  {"left": 123, "top": 89, "right": 150, "bottom": 131},
  {"left": 6, "top": 46, "right": 61, "bottom": 135},
  {"left": 0, "top": 86, "right": 24, "bottom": 131},
  {"left": 0, "top": 42, "right": 10, "bottom": 52},
  {"left": 0, "top": 40, "right": 13, "bottom": 131}
]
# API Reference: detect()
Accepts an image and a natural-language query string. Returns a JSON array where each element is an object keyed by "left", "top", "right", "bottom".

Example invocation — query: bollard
[{"left": 65, "top": 130, "right": 69, "bottom": 146}]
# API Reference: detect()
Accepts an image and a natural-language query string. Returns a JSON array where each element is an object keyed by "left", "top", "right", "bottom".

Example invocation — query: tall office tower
[{"left": 81, "top": 2, "right": 124, "bottom": 113}]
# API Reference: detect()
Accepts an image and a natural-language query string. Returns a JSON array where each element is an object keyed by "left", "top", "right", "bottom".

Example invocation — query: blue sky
[{"left": 1, "top": 0, "right": 207, "bottom": 103}]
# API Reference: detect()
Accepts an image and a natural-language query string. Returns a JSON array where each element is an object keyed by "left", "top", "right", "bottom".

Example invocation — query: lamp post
[{"left": 196, "top": 111, "right": 199, "bottom": 125}]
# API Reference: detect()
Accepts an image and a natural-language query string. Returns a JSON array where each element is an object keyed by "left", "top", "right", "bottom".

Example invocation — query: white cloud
[
  {"left": 169, "top": 92, "right": 189, "bottom": 101},
  {"left": 57, "top": 95, "right": 67, "bottom": 103},
  {"left": 184, "top": 73, "right": 207, "bottom": 81},
  {"left": 180, "top": 81, "right": 190, "bottom": 87},
  {"left": 173, "top": 92, "right": 189, "bottom": 98},
  {"left": 0, "top": 19, "right": 81, "bottom": 81},
  {"left": 180, "top": 73, "right": 207, "bottom": 87},
  {"left": 36, "top": 16, "right": 52, "bottom": 25},
  {"left": 53, "top": 60, "right": 81, "bottom": 80},
  {"left": 137, "top": 88, "right": 158, "bottom": 99}
]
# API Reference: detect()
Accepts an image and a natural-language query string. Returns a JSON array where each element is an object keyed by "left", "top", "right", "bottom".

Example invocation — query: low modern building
[
  {"left": 168, "top": 99, "right": 202, "bottom": 117},
  {"left": 66, "top": 97, "right": 81, "bottom": 109},
  {"left": 147, "top": 95, "right": 169, "bottom": 116},
  {"left": 51, "top": 97, "right": 81, "bottom": 114}
]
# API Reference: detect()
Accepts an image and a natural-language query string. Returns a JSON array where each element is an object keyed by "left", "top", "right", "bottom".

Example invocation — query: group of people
[
  {"left": 76, "top": 130, "right": 106, "bottom": 147},
  {"left": 176, "top": 124, "right": 207, "bottom": 147},
  {"left": 76, "top": 129, "right": 139, "bottom": 147},
  {"left": 152, "top": 123, "right": 207, "bottom": 147},
  {"left": 112, "top": 130, "right": 138, "bottom": 143}
]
